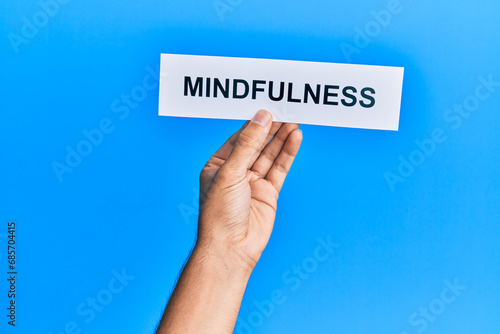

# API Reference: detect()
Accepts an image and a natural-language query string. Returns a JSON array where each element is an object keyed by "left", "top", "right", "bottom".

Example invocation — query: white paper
[{"left": 159, "top": 54, "right": 404, "bottom": 131}]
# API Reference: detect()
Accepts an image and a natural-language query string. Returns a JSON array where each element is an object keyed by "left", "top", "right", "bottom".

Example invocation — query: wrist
[{"left": 193, "top": 237, "right": 255, "bottom": 282}]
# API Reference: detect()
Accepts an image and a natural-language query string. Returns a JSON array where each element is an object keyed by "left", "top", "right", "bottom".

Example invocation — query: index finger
[{"left": 212, "top": 121, "right": 283, "bottom": 162}]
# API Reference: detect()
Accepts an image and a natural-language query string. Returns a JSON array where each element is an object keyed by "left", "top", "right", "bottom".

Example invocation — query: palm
[{"left": 247, "top": 175, "right": 279, "bottom": 258}]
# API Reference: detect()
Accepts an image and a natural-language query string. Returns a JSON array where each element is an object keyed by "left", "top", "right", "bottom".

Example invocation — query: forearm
[{"left": 157, "top": 241, "right": 253, "bottom": 334}]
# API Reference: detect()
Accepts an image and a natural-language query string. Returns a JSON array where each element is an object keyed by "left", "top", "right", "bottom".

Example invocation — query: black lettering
[
  {"left": 233, "top": 79, "right": 249, "bottom": 99},
  {"left": 360, "top": 87, "right": 376, "bottom": 108},
  {"left": 341, "top": 86, "right": 357, "bottom": 107},
  {"left": 252, "top": 80, "right": 266, "bottom": 99},
  {"left": 269, "top": 81, "right": 285, "bottom": 101},
  {"left": 184, "top": 76, "right": 203, "bottom": 97},
  {"left": 206, "top": 77, "right": 211, "bottom": 97},
  {"left": 323, "top": 85, "right": 339, "bottom": 105},
  {"left": 304, "top": 84, "right": 321, "bottom": 104},
  {"left": 214, "top": 78, "right": 229, "bottom": 98},
  {"left": 287, "top": 82, "right": 301, "bottom": 103}
]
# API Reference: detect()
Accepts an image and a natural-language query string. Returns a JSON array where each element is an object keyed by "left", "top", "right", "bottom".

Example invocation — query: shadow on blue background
[{"left": 1, "top": 0, "right": 499, "bottom": 333}]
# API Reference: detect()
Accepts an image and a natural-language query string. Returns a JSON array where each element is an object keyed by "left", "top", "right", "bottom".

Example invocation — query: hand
[
  {"left": 197, "top": 110, "right": 303, "bottom": 270},
  {"left": 157, "top": 110, "right": 303, "bottom": 334}
]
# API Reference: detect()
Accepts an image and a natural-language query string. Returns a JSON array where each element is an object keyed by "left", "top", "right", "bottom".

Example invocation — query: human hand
[
  {"left": 197, "top": 110, "right": 303, "bottom": 272},
  {"left": 157, "top": 110, "right": 302, "bottom": 334}
]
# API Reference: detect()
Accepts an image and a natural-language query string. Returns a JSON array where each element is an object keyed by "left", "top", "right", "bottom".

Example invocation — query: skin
[{"left": 156, "top": 110, "right": 303, "bottom": 334}]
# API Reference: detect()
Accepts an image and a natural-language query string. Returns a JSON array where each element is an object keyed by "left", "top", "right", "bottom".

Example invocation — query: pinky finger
[{"left": 265, "top": 129, "right": 303, "bottom": 193}]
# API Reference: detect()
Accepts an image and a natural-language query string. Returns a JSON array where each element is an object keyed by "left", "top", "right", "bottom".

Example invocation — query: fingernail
[{"left": 251, "top": 110, "right": 271, "bottom": 127}]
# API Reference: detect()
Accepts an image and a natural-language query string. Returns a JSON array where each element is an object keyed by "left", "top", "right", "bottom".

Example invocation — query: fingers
[
  {"left": 247, "top": 121, "right": 283, "bottom": 166},
  {"left": 265, "top": 122, "right": 284, "bottom": 148},
  {"left": 211, "top": 121, "right": 249, "bottom": 161},
  {"left": 223, "top": 110, "right": 273, "bottom": 173},
  {"left": 265, "top": 129, "right": 302, "bottom": 193},
  {"left": 211, "top": 120, "right": 281, "bottom": 163},
  {"left": 250, "top": 123, "right": 300, "bottom": 178}
]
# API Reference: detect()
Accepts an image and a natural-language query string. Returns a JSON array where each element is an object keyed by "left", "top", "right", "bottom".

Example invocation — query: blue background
[{"left": 1, "top": 0, "right": 499, "bottom": 333}]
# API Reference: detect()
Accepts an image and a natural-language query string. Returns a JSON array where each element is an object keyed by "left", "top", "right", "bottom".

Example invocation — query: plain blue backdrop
[{"left": 1, "top": 0, "right": 499, "bottom": 333}]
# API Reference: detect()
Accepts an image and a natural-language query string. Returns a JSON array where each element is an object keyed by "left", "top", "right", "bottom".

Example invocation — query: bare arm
[{"left": 156, "top": 110, "right": 303, "bottom": 334}]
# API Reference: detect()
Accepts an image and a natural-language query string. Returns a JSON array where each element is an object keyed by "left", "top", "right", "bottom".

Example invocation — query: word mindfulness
[{"left": 184, "top": 77, "right": 376, "bottom": 108}]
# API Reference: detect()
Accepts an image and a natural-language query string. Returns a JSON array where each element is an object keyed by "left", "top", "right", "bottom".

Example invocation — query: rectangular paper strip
[{"left": 159, "top": 54, "right": 404, "bottom": 130}]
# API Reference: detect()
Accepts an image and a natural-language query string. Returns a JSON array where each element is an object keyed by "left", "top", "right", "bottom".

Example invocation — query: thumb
[{"left": 223, "top": 110, "right": 272, "bottom": 173}]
